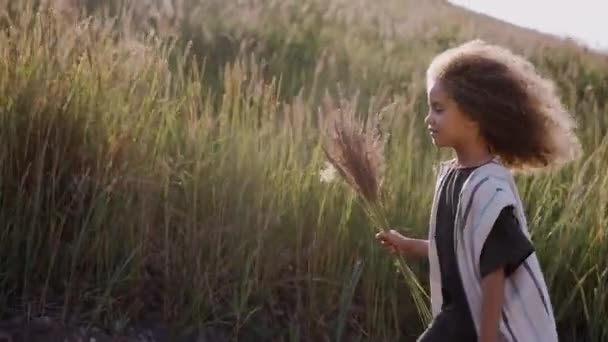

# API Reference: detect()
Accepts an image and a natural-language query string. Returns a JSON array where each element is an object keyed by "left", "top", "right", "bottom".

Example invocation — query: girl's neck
[{"left": 453, "top": 140, "right": 493, "bottom": 169}]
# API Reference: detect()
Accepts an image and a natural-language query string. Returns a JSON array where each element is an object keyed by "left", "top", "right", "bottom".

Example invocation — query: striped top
[{"left": 428, "top": 160, "right": 558, "bottom": 342}]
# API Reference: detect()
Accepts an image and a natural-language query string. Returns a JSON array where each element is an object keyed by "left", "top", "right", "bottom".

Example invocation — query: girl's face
[{"left": 425, "top": 80, "right": 477, "bottom": 148}]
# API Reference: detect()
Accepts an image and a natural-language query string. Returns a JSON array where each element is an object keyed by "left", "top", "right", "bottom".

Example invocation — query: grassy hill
[{"left": 0, "top": 0, "right": 606, "bottom": 340}]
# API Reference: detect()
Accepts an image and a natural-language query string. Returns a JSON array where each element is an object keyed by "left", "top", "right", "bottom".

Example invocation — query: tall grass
[{"left": 0, "top": 0, "right": 606, "bottom": 340}]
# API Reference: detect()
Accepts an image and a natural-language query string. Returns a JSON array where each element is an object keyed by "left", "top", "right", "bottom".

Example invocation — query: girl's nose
[{"left": 424, "top": 112, "right": 432, "bottom": 125}]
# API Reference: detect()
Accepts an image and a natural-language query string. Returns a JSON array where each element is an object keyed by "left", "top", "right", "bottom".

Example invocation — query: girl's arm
[
  {"left": 480, "top": 268, "right": 506, "bottom": 342},
  {"left": 400, "top": 237, "right": 429, "bottom": 258},
  {"left": 375, "top": 230, "right": 429, "bottom": 259}
]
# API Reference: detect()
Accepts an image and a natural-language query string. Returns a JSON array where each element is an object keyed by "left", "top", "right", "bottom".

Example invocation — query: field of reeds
[{"left": 0, "top": 0, "right": 607, "bottom": 340}]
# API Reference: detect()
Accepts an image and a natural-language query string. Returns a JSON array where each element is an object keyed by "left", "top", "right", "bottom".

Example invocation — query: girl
[{"left": 376, "top": 40, "right": 581, "bottom": 341}]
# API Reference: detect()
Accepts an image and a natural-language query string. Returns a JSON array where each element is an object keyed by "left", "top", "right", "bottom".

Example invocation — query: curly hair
[{"left": 426, "top": 40, "right": 582, "bottom": 172}]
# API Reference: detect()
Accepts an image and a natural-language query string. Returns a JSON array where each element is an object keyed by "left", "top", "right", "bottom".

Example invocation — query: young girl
[{"left": 376, "top": 40, "right": 581, "bottom": 341}]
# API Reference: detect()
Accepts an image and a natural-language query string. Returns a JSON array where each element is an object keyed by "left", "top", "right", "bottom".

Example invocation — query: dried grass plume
[
  {"left": 320, "top": 103, "right": 431, "bottom": 323},
  {"left": 321, "top": 104, "right": 386, "bottom": 204}
]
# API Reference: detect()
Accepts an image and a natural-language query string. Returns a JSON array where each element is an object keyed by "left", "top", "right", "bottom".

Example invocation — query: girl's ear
[
  {"left": 466, "top": 117, "right": 480, "bottom": 129},
  {"left": 473, "top": 121, "right": 488, "bottom": 145},
  {"left": 464, "top": 116, "right": 483, "bottom": 138}
]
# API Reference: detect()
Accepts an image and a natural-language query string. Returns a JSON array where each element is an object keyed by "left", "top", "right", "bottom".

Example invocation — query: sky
[{"left": 448, "top": 0, "right": 608, "bottom": 51}]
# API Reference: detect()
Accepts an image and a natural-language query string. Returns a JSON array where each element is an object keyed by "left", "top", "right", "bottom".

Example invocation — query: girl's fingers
[
  {"left": 380, "top": 240, "right": 398, "bottom": 254},
  {"left": 381, "top": 240, "right": 395, "bottom": 248},
  {"left": 376, "top": 232, "right": 399, "bottom": 254}
]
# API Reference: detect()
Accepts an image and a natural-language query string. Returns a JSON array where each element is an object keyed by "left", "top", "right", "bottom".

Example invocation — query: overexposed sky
[{"left": 449, "top": 0, "right": 608, "bottom": 51}]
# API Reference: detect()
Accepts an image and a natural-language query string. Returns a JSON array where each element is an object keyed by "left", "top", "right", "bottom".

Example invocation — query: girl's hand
[
  {"left": 375, "top": 229, "right": 408, "bottom": 255},
  {"left": 375, "top": 230, "right": 429, "bottom": 259}
]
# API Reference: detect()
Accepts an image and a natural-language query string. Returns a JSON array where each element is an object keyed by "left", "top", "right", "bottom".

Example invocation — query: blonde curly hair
[{"left": 426, "top": 40, "right": 582, "bottom": 172}]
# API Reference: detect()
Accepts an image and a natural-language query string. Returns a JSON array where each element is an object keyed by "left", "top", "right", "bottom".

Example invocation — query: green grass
[{"left": 0, "top": 0, "right": 607, "bottom": 340}]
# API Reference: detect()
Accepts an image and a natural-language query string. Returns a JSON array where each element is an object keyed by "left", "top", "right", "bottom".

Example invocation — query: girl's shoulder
[
  {"left": 474, "top": 159, "right": 513, "bottom": 183},
  {"left": 435, "top": 158, "right": 509, "bottom": 177},
  {"left": 462, "top": 160, "right": 517, "bottom": 203},
  {"left": 434, "top": 158, "right": 514, "bottom": 189}
]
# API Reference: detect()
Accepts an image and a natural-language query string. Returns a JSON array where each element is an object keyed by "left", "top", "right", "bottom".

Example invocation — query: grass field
[{"left": 0, "top": 0, "right": 607, "bottom": 340}]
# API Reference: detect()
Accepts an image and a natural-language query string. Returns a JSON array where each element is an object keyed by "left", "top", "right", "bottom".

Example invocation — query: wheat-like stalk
[{"left": 321, "top": 104, "right": 431, "bottom": 325}]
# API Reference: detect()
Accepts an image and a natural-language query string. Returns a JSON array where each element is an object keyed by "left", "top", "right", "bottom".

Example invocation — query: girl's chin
[{"left": 430, "top": 137, "right": 445, "bottom": 147}]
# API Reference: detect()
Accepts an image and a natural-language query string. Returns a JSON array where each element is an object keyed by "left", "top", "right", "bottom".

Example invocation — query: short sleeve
[{"left": 480, "top": 206, "right": 535, "bottom": 278}]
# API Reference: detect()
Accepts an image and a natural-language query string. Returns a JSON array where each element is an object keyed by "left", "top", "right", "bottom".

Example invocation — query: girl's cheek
[{"left": 434, "top": 115, "right": 444, "bottom": 128}]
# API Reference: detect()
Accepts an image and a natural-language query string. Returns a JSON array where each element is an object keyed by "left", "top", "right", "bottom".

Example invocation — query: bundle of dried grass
[
  {"left": 321, "top": 102, "right": 431, "bottom": 324},
  {"left": 321, "top": 104, "right": 388, "bottom": 228}
]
